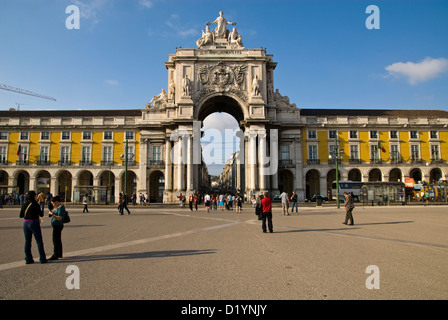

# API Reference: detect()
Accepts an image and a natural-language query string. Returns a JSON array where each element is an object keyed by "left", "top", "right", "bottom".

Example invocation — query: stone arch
[
  {"left": 409, "top": 168, "right": 422, "bottom": 183},
  {"left": 368, "top": 168, "right": 382, "bottom": 181},
  {"left": 149, "top": 170, "right": 165, "bottom": 203},
  {"left": 278, "top": 169, "right": 294, "bottom": 195},
  {"left": 196, "top": 93, "right": 248, "bottom": 124},
  {"left": 35, "top": 169, "right": 51, "bottom": 194},
  {"left": 429, "top": 168, "right": 442, "bottom": 183},
  {"left": 305, "top": 169, "right": 320, "bottom": 199},
  {"left": 388, "top": 168, "right": 403, "bottom": 182}
]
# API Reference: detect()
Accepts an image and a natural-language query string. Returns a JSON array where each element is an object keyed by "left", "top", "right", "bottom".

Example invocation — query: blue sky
[
  {"left": 1, "top": 0, "right": 448, "bottom": 174},
  {"left": 1, "top": 0, "right": 447, "bottom": 112}
]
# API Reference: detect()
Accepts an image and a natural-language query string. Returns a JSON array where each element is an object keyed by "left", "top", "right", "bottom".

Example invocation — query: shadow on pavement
[{"left": 60, "top": 249, "right": 217, "bottom": 262}]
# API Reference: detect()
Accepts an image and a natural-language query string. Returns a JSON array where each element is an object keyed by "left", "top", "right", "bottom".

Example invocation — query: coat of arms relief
[{"left": 194, "top": 62, "right": 248, "bottom": 104}]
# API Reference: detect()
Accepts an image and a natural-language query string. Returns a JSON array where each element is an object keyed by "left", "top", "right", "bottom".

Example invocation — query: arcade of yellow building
[{"left": 1, "top": 12, "right": 447, "bottom": 204}]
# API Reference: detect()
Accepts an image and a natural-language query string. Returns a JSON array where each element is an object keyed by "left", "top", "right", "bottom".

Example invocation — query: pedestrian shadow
[
  {"left": 273, "top": 227, "right": 360, "bottom": 234},
  {"left": 60, "top": 249, "right": 217, "bottom": 263},
  {"left": 353, "top": 220, "right": 414, "bottom": 226},
  {"left": 273, "top": 220, "right": 414, "bottom": 234}
]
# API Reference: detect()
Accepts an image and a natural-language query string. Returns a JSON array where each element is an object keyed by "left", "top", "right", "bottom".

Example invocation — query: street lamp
[
  {"left": 120, "top": 139, "right": 134, "bottom": 197},
  {"left": 329, "top": 134, "right": 343, "bottom": 209}
]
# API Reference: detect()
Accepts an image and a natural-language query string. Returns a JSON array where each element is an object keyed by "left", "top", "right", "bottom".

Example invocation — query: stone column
[
  {"left": 164, "top": 140, "right": 172, "bottom": 190},
  {"left": 258, "top": 129, "right": 267, "bottom": 192},
  {"left": 247, "top": 129, "right": 258, "bottom": 191},
  {"left": 186, "top": 135, "right": 193, "bottom": 191}
]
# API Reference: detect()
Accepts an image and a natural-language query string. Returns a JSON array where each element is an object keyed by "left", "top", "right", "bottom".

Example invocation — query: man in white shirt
[{"left": 280, "top": 191, "right": 290, "bottom": 215}]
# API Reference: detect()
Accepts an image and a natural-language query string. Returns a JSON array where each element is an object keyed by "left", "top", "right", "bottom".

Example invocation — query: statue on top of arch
[{"left": 196, "top": 11, "right": 243, "bottom": 49}]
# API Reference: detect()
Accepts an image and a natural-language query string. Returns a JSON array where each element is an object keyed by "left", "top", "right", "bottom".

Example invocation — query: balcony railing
[
  {"left": 122, "top": 160, "right": 136, "bottom": 166},
  {"left": 390, "top": 158, "right": 402, "bottom": 164},
  {"left": 58, "top": 160, "right": 72, "bottom": 166},
  {"left": 328, "top": 158, "right": 341, "bottom": 165},
  {"left": 149, "top": 160, "right": 165, "bottom": 166},
  {"left": 16, "top": 160, "right": 29, "bottom": 165},
  {"left": 431, "top": 158, "right": 443, "bottom": 164},
  {"left": 80, "top": 160, "right": 92, "bottom": 166},
  {"left": 370, "top": 158, "right": 382, "bottom": 164},
  {"left": 279, "top": 159, "right": 293, "bottom": 166},
  {"left": 37, "top": 159, "right": 50, "bottom": 165},
  {"left": 349, "top": 158, "right": 361, "bottom": 164},
  {"left": 307, "top": 159, "right": 320, "bottom": 165}
]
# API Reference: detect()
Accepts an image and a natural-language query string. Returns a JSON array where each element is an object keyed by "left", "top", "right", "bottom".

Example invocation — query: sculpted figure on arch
[{"left": 207, "top": 11, "right": 236, "bottom": 39}]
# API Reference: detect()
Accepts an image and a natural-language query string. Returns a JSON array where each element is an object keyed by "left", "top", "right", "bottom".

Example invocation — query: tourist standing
[
  {"left": 261, "top": 192, "right": 273, "bottom": 233},
  {"left": 204, "top": 193, "right": 211, "bottom": 213},
  {"left": 82, "top": 193, "right": 89, "bottom": 213},
  {"left": 48, "top": 195, "right": 67, "bottom": 260},
  {"left": 37, "top": 191, "right": 46, "bottom": 215},
  {"left": 343, "top": 192, "right": 355, "bottom": 226},
  {"left": 188, "top": 193, "right": 194, "bottom": 211},
  {"left": 290, "top": 191, "right": 298, "bottom": 214},
  {"left": 20, "top": 191, "right": 47, "bottom": 264},
  {"left": 280, "top": 191, "right": 290, "bottom": 215}
]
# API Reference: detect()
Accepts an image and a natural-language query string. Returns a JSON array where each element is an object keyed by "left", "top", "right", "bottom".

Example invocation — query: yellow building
[
  {"left": 299, "top": 109, "right": 448, "bottom": 199},
  {"left": 0, "top": 110, "right": 142, "bottom": 203},
  {"left": 1, "top": 108, "right": 448, "bottom": 204}
]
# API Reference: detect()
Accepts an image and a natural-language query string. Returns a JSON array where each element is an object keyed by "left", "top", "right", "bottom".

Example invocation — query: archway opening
[
  {"left": 305, "top": 169, "right": 320, "bottom": 199},
  {"left": 36, "top": 170, "right": 51, "bottom": 194},
  {"left": 410, "top": 168, "right": 422, "bottom": 183},
  {"left": 369, "top": 168, "right": 382, "bottom": 181},
  {"left": 429, "top": 168, "right": 442, "bottom": 184},
  {"left": 199, "top": 95, "right": 246, "bottom": 195},
  {"left": 201, "top": 112, "right": 242, "bottom": 194},
  {"left": 389, "top": 168, "right": 403, "bottom": 182},
  {"left": 279, "top": 169, "right": 294, "bottom": 195},
  {"left": 149, "top": 171, "right": 165, "bottom": 203}
]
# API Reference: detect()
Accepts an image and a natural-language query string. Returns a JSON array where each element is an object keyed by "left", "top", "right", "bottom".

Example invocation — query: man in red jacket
[{"left": 261, "top": 192, "right": 273, "bottom": 233}]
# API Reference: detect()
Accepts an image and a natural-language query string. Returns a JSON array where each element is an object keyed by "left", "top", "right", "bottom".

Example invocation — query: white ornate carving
[
  {"left": 195, "top": 62, "right": 248, "bottom": 102},
  {"left": 196, "top": 11, "right": 243, "bottom": 49},
  {"left": 146, "top": 89, "right": 168, "bottom": 110}
]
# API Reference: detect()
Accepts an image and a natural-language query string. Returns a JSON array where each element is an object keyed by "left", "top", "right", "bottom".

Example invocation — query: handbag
[
  {"left": 24, "top": 203, "right": 32, "bottom": 219},
  {"left": 63, "top": 210, "right": 71, "bottom": 223}
]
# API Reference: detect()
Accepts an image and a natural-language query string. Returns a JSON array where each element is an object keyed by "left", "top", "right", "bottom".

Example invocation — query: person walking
[
  {"left": 82, "top": 193, "right": 89, "bottom": 213},
  {"left": 280, "top": 191, "right": 290, "bottom": 215},
  {"left": 122, "top": 192, "right": 131, "bottom": 215},
  {"left": 204, "top": 193, "right": 211, "bottom": 213},
  {"left": 343, "top": 192, "right": 355, "bottom": 226},
  {"left": 37, "top": 191, "right": 46, "bottom": 215},
  {"left": 235, "top": 195, "right": 243, "bottom": 213},
  {"left": 255, "top": 194, "right": 264, "bottom": 220},
  {"left": 194, "top": 194, "right": 198, "bottom": 211},
  {"left": 290, "top": 191, "right": 299, "bottom": 214},
  {"left": 48, "top": 195, "right": 67, "bottom": 260},
  {"left": 20, "top": 190, "right": 47, "bottom": 264},
  {"left": 188, "top": 193, "right": 194, "bottom": 211},
  {"left": 261, "top": 192, "right": 273, "bottom": 233}
]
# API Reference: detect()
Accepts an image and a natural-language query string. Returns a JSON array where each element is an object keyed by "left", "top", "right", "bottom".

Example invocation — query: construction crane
[{"left": 0, "top": 83, "right": 56, "bottom": 101}]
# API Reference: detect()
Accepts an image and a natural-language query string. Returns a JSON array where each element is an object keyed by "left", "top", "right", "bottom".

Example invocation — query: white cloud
[
  {"left": 385, "top": 57, "right": 448, "bottom": 85},
  {"left": 105, "top": 79, "right": 119, "bottom": 86},
  {"left": 139, "top": 0, "right": 154, "bottom": 9},
  {"left": 71, "top": 0, "right": 110, "bottom": 25},
  {"left": 165, "top": 14, "right": 197, "bottom": 38}
]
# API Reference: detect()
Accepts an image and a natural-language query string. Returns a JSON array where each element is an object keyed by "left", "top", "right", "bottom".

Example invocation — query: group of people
[
  {"left": 178, "top": 192, "right": 244, "bottom": 213},
  {"left": 0, "top": 190, "right": 26, "bottom": 207},
  {"left": 19, "top": 190, "right": 67, "bottom": 264}
]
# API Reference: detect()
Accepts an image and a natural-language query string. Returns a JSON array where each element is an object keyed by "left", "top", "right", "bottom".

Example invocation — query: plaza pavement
[{"left": 0, "top": 203, "right": 447, "bottom": 301}]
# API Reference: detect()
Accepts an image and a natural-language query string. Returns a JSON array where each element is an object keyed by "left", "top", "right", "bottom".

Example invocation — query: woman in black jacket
[{"left": 20, "top": 190, "right": 47, "bottom": 264}]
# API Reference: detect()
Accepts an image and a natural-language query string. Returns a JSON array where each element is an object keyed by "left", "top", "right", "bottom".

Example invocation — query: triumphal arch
[{"left": 140, "top": 11, "right": 304, "bottom": 203}]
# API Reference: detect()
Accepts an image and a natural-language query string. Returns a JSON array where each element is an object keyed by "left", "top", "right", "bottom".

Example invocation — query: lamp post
[
  {"left": 120, "top": 139, "right": 134, "bottom": 198},
  {"left": 330, "top": 134, "right": 343, "bottom": 209}
]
